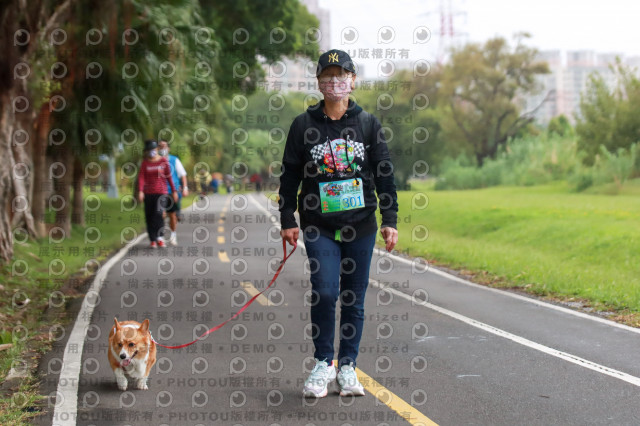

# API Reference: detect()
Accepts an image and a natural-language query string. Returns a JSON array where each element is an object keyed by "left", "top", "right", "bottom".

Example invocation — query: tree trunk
[
  {"left": 31, "top": 104, "right": 50, "bottom": 238},
  {"left": 72, "top": 155, "right": 84, "bottom": 226},
  {"left": 8, "top": 77, "right": 39, "bottom": 238},
  {"left": 486, "top": 138, "right": 501, "bottom": 161},
  {"left": 9, "top": 125, "right": 37, "bottom": 238},
  {"left": 0, "top": 0, "right": 77, "bottom": 263},
  {"left": 0, "top": 92, "right": 15, "bottom": 262},
  {"left": 53, "top": 142, "right": 72, "bottom": 236}
]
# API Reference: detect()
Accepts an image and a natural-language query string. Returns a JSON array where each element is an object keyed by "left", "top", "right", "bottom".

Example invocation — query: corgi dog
[{"left": 108, "top": 318, "right": 156, "bottom": 391}]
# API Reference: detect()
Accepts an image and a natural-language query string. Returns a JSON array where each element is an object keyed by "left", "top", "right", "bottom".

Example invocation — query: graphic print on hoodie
[{"left": 309, "top": 137, "right": 365, "bottom": 177}]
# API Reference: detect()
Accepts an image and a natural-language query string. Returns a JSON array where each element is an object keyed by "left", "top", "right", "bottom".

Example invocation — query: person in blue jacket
[{"left": 158, "top": 140, "right": 188, "bottom": 246}]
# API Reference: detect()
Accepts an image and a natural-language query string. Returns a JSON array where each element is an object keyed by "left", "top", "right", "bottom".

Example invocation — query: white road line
[
  {"left": 53, "top": 233, "right": 146, "bottom": 426},
  {"left": 248, "top": 193, "right": 640, "bottom": 388},
  {"left": 372, "top": 280, "right": 640, "bottom": 387},
  {"left": 372, "top": 247, "right": 640, "bottom": 335}
]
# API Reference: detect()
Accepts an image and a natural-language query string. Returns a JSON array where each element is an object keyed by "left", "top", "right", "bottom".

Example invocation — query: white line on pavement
[
  {"left": 372, "top": 247, "right": 640, "bottom": 335},
  {"left": 371, "top": 279, "right": 640, "bottom": 388}
]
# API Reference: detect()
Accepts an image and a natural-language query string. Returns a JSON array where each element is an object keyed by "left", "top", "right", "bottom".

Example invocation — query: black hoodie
[{"left": 279, "top": 100, "right": 398, "bottom": 240}]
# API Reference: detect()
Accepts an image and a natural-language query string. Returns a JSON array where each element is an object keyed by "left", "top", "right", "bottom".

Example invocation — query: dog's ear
[
  {"left": 139, "top": 319, "right": 149, "bottom": 333},
  {"left": 114, "top": 317, "right": 120, "bottom": 331}
]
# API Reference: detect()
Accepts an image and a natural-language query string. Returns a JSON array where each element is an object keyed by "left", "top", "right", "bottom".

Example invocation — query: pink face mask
[{"left": 319, "top": 76, "right": 353, "bottom": 102}]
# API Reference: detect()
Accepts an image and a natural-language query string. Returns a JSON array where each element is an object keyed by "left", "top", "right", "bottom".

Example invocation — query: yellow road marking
[
  {"left": 217, "top": 236, "right": 225, "bottom": 244},
  {"left": 355, "top": 366, "right": 438, "bottom": 426},
  {"left": 218, "top": 217, "right": 225, "bottom": 224},
  {"left": 241, "top": 281, "right": 268, "bottom": 306},
  {"left": 218, "top": 251, "right": 230, "bottom": 263},
  {"left": 218, "top": 226, "right": 224, "bottom": 233}
]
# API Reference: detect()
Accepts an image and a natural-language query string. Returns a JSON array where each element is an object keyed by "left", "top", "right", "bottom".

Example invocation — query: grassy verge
[{"left": 393, "top": 180, "right": 640, "bottom": 326}]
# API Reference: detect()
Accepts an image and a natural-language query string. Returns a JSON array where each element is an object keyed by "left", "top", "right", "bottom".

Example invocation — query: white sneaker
[
  {"left": 303, "top": 359, "right": 336, "bottom": 398},
  {"left": 337, "top": 363, "right": 365, "bottom": 396},
  {"left": 170, "top": 233, "right": 177, "bottom": 246}
]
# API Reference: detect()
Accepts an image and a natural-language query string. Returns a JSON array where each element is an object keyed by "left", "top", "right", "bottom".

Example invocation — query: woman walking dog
[{"left": 279, "top": 49, "right": 399, "bottom": 397}]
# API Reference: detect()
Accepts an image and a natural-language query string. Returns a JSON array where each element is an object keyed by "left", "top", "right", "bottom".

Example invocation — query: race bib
[{"left": 319, "top": 178, "right": 365, "bottom": 213}]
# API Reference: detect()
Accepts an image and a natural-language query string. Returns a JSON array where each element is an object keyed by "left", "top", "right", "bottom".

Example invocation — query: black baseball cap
[
  {"left": 143, "top": 139, "right": 157, "bottom": 151},
  {"left": 316, "top": 49, "right": 357, "bottom": 76}
]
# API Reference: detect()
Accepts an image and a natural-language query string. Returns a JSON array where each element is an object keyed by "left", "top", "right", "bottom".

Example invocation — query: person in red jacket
[{"left": 137, "top": 139, "right": 177, "bottom": 248}]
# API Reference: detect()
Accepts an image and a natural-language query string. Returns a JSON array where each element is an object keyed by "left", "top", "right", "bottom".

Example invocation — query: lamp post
[
  {"left": 107, "top": 155, "right": 118, "bottom": 198},
  {"left": 99, "top": 142, "right": 123, "bottom": 199}
]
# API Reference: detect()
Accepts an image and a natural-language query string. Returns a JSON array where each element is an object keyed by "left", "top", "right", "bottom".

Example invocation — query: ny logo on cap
[{"left": 328, "top": 53, "right": 339, "bottom": 63}]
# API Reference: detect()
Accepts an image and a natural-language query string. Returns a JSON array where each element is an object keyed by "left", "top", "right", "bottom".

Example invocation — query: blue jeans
[{"left": 303, "top": 231, "right": 376, "bottom": 368}]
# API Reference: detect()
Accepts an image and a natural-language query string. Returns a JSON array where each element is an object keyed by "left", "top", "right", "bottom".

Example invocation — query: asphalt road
[{"left": 37, "top": 192, "right": 640, "bottom": 425}]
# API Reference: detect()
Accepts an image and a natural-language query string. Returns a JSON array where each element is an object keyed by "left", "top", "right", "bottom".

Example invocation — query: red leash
[{"left": 152, "top": 240, "right": 297, "bottom": 349}]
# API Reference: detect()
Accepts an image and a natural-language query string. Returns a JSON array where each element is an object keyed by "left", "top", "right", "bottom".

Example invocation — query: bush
[
  {"left": 569, "top": 169, "right": 594, "bottom": 192},
  {"left": 434, "top": 132, "right": 639, "bottom": 192},
  {"left": 575, "top": 60, "right": 640, "bottom": 164},
  {"left": 480, "top": 159, "right": 503, "bottom": 187},
  {"left": 595, "top": 143, "right": 637, "bottom": 188},
  {"left": 435, "top": 162, "right": 485, "bottom": 190},
  {"left": 436, "top": 134, "right": 581, "bottom": 190}
]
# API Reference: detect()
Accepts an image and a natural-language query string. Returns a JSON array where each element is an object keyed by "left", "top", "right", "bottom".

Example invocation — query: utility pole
[{"left": 423, "top": 0, "right": 468, "bottom": 63}]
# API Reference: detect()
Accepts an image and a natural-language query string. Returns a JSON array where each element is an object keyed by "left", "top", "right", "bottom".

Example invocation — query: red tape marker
[{"left": 152, "top": 240, "right": 297, "bottom": 349}]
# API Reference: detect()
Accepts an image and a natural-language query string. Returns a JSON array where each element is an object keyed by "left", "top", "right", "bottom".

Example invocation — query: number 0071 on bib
[{"left": 319, "top": 178, "right": 365, "bottom": 213}]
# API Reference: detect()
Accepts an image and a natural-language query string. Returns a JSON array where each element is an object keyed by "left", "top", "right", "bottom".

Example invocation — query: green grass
[
  {"left": 8, "top": 193, "right": 144, "bottom": 286},
  {"left": 394, "top": 180, "right": 640, "bottom": 319}
]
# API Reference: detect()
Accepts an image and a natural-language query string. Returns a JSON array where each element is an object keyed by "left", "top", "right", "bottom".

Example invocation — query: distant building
[
  {"left": 526, "top": 50, "right": 563, "bottom": 122},
  {"left": 626, "top": 56, "right": 640, "bottom": 69},
  {"left": 526, "top": 50, "right": 629, "bottom": 124},
  {"left": 306, "top": 0, "right": 331, "bottom": 52}
]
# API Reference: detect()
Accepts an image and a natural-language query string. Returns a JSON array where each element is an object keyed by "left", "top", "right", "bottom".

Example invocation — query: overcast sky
[{"left": 318, "top": 0, "right": 640, "bottom": 78}]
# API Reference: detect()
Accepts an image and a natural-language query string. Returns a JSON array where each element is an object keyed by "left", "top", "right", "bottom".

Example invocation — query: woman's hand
[
  {"left": 380, "top": 227, "right": 398, "bottom": 252},
  {"left": 172, "top": 192, "right": 178, "bottom": 203},
  {"left": 280, "top": 227, "right": 299, "bottom": 247},
  {"left": 138, "top": 191, "right": 144, "bottom": 203}
]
